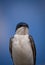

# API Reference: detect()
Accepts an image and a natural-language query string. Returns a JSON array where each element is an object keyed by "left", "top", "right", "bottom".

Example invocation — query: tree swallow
[{"left": 9, "top": 22, "right": 36, "bottom": 65}]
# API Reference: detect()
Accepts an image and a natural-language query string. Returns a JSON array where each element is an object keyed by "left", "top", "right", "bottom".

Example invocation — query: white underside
[{"left": 12, "top": 35, "right": 34, "bottom": 65}]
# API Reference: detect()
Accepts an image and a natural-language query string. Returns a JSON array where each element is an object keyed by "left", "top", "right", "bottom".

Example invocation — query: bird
[{"left": 9, "top": 22, "right": 36, "bottom": 65}]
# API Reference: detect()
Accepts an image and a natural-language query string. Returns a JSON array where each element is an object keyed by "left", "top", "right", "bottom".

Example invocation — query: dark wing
[
  {"left": 29, "top": 35, "right": 36, "bottom": 65},
  {"left": 9, "top": 37, "right": 14, "bottom": 60}
]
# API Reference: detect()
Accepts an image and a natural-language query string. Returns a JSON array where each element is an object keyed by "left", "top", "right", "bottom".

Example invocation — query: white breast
[{"left": 12, "top": 35, "right": 34, "bottom": 65}]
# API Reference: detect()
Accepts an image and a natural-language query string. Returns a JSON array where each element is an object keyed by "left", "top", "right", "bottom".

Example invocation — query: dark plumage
[
  {"left": 16, "top": 22, "right": 29, "bottom": 31},
  {"left": 29, "top": 35, "right": 36, "bottom": 65}
]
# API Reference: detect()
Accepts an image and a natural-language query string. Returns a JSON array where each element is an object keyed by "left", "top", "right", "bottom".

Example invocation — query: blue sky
[{"left": 0, "top": 1, "right": 45, "bottom": 65}]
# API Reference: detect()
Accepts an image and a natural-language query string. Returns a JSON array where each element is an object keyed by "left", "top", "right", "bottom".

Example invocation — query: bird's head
[{"left": 15, "top": 22, "right": 29, "bottom": 35}]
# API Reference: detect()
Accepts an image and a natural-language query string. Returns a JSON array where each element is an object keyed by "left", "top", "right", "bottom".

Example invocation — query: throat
[
  {"left": 16, "top": 27, "right": 28, "bottom": 35},
  {"left": 16, "top": 30, "right": 28, "bottom": 35}
]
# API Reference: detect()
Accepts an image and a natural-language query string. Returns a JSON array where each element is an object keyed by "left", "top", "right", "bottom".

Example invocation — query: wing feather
[
  {"left": 29, "top": 35, "right": 36, "bottom": 65},
  {"left": 9, "top": 37, "right": 13, "bottom": 59}
]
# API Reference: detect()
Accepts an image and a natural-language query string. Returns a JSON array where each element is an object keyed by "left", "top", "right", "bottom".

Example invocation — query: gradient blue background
[{"left": 0, "top": 1, "right": 45, "bottom": 65}]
